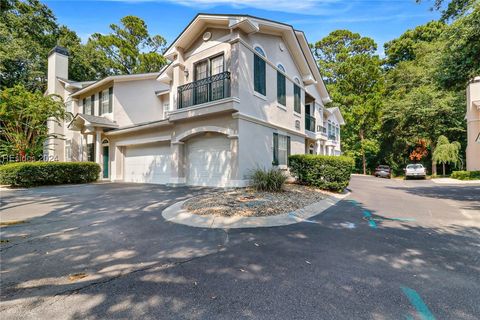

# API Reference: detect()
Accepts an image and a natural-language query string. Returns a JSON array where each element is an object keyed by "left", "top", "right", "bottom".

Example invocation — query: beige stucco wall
[
  {"left": 238, "top": 117, "right": 305, "bottom": 180},
  {"left": 113, "top": 79, "right": 167, "bottom": 127},
  {"left": 466, "top": 79, "right": 480, "bottom": 171}
]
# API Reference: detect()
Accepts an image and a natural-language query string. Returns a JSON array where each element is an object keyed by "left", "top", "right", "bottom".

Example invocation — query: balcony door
[{"left": 193, "top": 54, "right": 224, "bottom": 105}]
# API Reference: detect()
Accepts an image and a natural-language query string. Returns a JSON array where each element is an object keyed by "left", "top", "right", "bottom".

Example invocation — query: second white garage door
[
  {"left": 124, "top": 142, "right": 171, "bottom": 184},
  {"left": 187, "top": 134, "right": 231, "bottom": 187}
]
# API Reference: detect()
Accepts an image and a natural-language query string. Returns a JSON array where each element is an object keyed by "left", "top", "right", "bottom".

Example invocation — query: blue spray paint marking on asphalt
[
  {"left": 401, "top": 287, "right": 436, "bottom": 320},
  {"left": 363, "top": 210, "right": 377, "bottom": 228}
]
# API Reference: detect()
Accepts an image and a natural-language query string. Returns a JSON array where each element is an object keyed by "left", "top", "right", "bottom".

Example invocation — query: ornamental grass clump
[{"left": 250, "top": 168, "right": 288, "bottom": 192}]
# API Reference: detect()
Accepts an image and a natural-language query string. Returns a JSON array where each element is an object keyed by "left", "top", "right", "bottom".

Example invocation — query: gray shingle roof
[{"left": 75, "top": 113, "right": 118, "bottom": 127}]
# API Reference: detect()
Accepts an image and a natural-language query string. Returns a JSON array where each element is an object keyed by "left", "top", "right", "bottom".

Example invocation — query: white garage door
[
  {"left": 124, "top": 142, "right": 171, "bottom": 184},
  {"left": 187, "top": 134, "right": 231, "bottom": 187}
]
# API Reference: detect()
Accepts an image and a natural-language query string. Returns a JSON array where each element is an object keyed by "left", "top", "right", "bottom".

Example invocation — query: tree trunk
[
  {"left": 442, "top": 163, "right": 446, "bottom": 176},
  {"left": 431, "top": 144, "right": 437, "bottom": 176},
  {"left": 359, "top": 129, "right": 366, "bottom": 175}
]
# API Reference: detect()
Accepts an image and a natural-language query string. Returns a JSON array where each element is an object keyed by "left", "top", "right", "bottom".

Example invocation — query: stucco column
[
  {"left": 170, "top": 141, "right": 186, "bottom": 184},
  {"left": 228, "top": 134, "right": 239, "bottom": 185},
  {"left": 229, "top": 35, "right": 240, "bottom": 98},
  {"left": 95, "top": 130, "right": 101, "bottom": 164},
  {"left": 82, "top": 134, "right": 88, "bottom": 161}
]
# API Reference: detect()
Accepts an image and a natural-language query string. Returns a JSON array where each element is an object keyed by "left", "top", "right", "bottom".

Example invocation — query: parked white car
[{"left": 405, "top": 164, "right": 426, "bottom": 179}]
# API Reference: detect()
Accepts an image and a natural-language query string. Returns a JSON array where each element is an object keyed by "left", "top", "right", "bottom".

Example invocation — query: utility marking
[
  {"left": 401, "top": 287, "right": 436, "bottom": 320},
  {"left": 363, "top": 210, "right": 377, "bottom": 228}
]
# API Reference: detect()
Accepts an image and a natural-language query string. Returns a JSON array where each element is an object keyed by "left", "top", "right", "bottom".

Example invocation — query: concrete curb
[
  {"left": 431, "top": 178, "right": 480, "bottom": 185},
  {"left": 162, "top": 191, "right": 350, "bottom": 229}
]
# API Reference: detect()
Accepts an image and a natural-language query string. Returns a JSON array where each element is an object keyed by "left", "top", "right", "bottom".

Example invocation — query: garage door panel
[
  {"left": 124, "top": 143, "right": 171, "bottom": 184},
  {"left": 187, "top": 135, "right": 231, "bottom": 187}
]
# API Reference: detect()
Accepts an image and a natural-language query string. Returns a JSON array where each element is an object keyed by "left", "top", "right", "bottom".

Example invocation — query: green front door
[{"left": 102, "top": 146, "right": 109, "bottom": 179}]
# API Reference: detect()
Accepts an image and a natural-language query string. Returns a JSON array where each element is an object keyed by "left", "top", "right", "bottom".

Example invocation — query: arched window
[
  {"left": 277, "top": 64, "right": 285, "bottom": 73},
  {"left": 254, "top": 46, "right": 266, "bottom": 57},
  {"left": 294, "top": 77, "right": 301, "bottom": 85}
]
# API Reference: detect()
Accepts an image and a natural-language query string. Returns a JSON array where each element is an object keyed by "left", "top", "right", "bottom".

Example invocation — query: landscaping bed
[{"left": 183, "top": 183, "right": 327, "bottom": 217}]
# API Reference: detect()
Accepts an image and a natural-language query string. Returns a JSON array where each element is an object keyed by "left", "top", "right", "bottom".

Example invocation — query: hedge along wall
[
  {"left": 0, "top": 162, "right": 101, "bottom": 187},
  {"left": 288, "top": 155, "right": 354, "bottom": 191}
]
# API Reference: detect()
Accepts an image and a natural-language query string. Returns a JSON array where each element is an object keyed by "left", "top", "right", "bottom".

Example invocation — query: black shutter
[
  {"left": 254, "top": 54, "right": 266, "bottom": 96},
  {"left": 287, "top": 136, "right": 291, "bottom": 165},
  {"left": 254, "top": 55, "right": 259, "bottom": 93},
  {"left": 99, "top": 91, "right": 103, "bottom": 114},
  {"left": 260, "top": 59, "right": 266, "bottom": 95},
  {"left": 273, "top": 133, "right": 279, "bottom": 166},
  {"left": 109, "top": 87, "right": 113, "bottom": 113},
  {"left": 90, "top": 95, "right": 95, "bottom": 115},
  {"left": 82, "top": 98, "right": 86, "bottom": 114},
  {"left": 277, "top": 71, "right": 286, "bottom": 106}
]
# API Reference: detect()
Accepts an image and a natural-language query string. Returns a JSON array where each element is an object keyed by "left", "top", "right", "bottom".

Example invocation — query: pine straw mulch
[{"left": 183, "top": 183, "right": 327, "bottom": 217}]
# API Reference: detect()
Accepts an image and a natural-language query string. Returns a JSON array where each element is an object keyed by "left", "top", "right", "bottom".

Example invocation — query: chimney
[{"left": 47, "top": 46, "right": 69, "bottom": 95}]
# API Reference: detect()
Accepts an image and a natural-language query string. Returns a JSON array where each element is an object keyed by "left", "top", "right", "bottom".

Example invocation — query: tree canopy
[
  {"left": 90, "top": 16, "right": 167, "bottom": 75},
  {"left": 0, "top": 85, "right": 69, "bottom": 158},
  {"left": 314, "top": 30, "right": 384, "bottom": 174}
]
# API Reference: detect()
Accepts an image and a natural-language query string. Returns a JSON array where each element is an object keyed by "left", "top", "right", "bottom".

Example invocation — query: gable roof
[
  {"left": 163, "top": 13, "right": 331, "bottom": 103},
  {"left": 327, "top": 107, "right": 345, "bottom": 125}
]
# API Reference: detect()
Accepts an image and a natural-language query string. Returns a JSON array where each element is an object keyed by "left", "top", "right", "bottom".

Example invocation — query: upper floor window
[
  {"left": 277, "top": 70, "right": 286, "bottom": 106},
  {"left": 99, "top": 87, "right": 113, "bottom": 115},
  {"left": 277, "top": 64, "right": 285, "bottom": 73},
  {"left": 254, "top": 51, "right": 266, "bottom": 96},
  {"left": 293, "top": 84, "right": 301, "bottom": 113},
  {"left": 83, "top": 95, "right": 94, "bottom": 115},
  {"left": 254, "top": 46, "right": 266, "bottom": 57}
]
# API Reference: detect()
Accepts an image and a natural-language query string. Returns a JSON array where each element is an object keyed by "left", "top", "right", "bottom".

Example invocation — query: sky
[{"left": 43, "top": 0, "right": 442, "bottom": 55}]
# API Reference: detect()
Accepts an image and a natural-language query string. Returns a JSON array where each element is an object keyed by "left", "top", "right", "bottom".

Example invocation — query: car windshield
[
  {"left": 378, "top": 166, "right": 389, "bottom": 169},
  {"left": 406, "top": 164, "right": 423, "bottom": 169}
]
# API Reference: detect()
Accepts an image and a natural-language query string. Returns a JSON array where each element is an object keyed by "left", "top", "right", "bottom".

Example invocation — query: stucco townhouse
[
  {"left": 466, "top": 76, "right": 480, "bottom": 171},
  {"left": 46, "top": 14, "right": 345, "bottom": 187}
]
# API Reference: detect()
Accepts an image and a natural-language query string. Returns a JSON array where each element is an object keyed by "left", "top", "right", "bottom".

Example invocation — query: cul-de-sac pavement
[{"left": 1, "top": 176, "right": 479, "bottom": 319}]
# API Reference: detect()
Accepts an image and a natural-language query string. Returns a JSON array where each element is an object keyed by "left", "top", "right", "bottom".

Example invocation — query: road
[{"left": 1, "top": 176, "right": 479, "bottom": 319}]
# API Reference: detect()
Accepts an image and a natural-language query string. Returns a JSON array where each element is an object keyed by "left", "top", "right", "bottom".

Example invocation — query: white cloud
[{"left": 103, "top": 0, "right": 345, "bottom": 15}]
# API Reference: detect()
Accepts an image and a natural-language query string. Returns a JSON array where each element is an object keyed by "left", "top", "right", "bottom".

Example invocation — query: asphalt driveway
[{"left": 1, "top": 177, "right": 479, "bottom": 319}]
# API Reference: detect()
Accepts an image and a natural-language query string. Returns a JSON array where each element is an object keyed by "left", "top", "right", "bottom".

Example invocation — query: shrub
[
  {"left": 288, "top": 155, "right": 354, "bottom": 192},
  {"left": 250, "top": 168, "right": 288, "bottom": 192},
  {"left": 0, "top": 162, "right": 100, "bottom": 187},
  {"left": 450, "top": 170, "right": 480, "bottom": 180}
]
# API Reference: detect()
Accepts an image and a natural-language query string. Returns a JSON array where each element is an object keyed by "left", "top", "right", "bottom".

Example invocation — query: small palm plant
[
  {"left": 250, "top": 168, "right": 288, "bottom": 192},
  {"left": 432, "top": 135, "right": 462, "bottom": 176}
]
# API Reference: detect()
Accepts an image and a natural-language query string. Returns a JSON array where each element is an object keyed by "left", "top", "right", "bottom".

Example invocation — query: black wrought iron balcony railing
[
  {"left": 305, "top": 114, "right": 316, "bottom": 132},
  {"left": 177, "top": 71, "right": 231, "bottom": 109}
]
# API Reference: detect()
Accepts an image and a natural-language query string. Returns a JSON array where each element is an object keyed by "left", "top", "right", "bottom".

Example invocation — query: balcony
[
  {"left": 177, "top": 71, "right": 231, "bottom": 109},
  {"left": 305, "top": 114, "right": 316, "bottom": 132}
]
